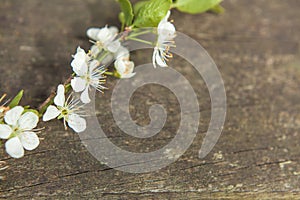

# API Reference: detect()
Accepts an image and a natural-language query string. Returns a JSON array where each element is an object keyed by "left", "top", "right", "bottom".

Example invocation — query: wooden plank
[{"left": 1, "top": 0, "right": 300, "bottom": 199}]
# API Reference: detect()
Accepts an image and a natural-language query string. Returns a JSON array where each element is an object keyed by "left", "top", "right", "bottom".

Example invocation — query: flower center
[
  {"left": 9, "top": 126, "right": 22, "bottom": 138},
  {"left": 61, "top": 108, "right": 69, "bottom": 116}
]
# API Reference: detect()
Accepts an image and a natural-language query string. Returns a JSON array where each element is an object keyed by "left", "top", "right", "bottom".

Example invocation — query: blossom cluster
[{"left": 0, "top": 11, "right": 176, "bottom": 158}]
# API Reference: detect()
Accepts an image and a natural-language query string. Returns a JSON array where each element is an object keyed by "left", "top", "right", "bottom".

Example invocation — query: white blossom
[
  {"left": 0, "top": 106, "right": 40, "bottom": 158},
  {"left": 152, "top": 11, "right": 176, "bottom": 68},
  {"left": 43, "top": 84, "right": 86, "bottom": 133},
  {"left": 71, "top": 47, "right": 106, "bottom": 104},
  {"left": 87, "top": 26, "right": 120, "bottom": 53},
  {"left": 114, "top": 57, "right": 135, "bottom": 79},
  {"left": 114, "top": 46, "right": 135, "bottom": 78}
]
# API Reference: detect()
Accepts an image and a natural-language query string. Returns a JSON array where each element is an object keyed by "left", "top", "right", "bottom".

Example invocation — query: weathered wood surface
[{"left": 1, "top": 0, "right": 300, "bottom": 199}]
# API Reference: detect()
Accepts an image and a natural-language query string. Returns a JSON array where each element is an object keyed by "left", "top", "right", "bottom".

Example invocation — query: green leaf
[
  {"left": 173, "top": 0, "right": 222, "bottom": 14},
  {"left": 8, "top": 90, "right": 23, "bottom": 108},
  {"left": 117, "top": 0, "right": 134, "bottom": 26},
  {"left": 119, "top": 12, "right": 125, "bottom": 30},
  {"left": 133, "top": 0, "right": 172, "bottom": 27},
  {"left": 24, "top": 109, "right": 39, "bottom": 116},
  {"left": 209, "top": 4, "right": 225, "bottom": 14},
  {"left": 133, "top": 0, "right": 149, "bottom": 14}
]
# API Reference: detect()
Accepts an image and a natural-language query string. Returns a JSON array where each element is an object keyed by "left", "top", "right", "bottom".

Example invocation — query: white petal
[
  {"left": 43, "top": 105, "right": 60, "bottom": 121},
  {"left": 157, "top": 22, "right": 176, "bottom": 42},
  {"left": 71, "top": 77, "right": 86, "bottom": 92},
  {"left": 80, "top": 87, "right": 91, "bottom": 104},
  {"left": 0, "top": 124, "right": 13, "bottom": 139},
  {"left": 156, "top": 50, "right": 168, "bottom": 67},
  {"left": 158, "top": 10, "right": 171, "bottom": 26},
  {"left": 71, "top": 47, "right": 89, "bottom": 76},
  {"left": 19, "top": 132, "right": 40, "bottom": 151},
  {"left": 54, "top": 84, "right": 65, "bottom": 107},
  {"left": 115, "top": 58, "right": 135, "bottom": 78},
  {"left": 164, "top": 11, "right": 171, "bottom": 21},
  {"left": 90, "top": 45, "right": 101, "bottom": 56},
  {"left": 114, "top": 59, "right": 126, "bottom": 74},
  {"left": 71, "top": 62, "right": 88, "bottom": 77},
  {"left": 107, "top": 40, "right": 121, "bottom": 53},
  {"left": 115, "top": 46, "right": 130, "bottom": 60},
  {"left": 18, "top": 112, "right": 39, "bottom": 130},
  {"left": 89, "top": 60, "right": 100, "bottom": 72},
  {"left": 152, "top": 49, "right": 158, "bottom": 68},
  {"left": 108, "top": 26, "right": 119, "bottom": 35},
  {"left": 86, "top": 28, "right": 100, "bottom": 41},
  {"left": 71, "top": 57, "right": 88, "bottom": 77},
  {"left": 157, "top": 11, "right": 176, "bottom": 41},
  {"left": 125, "top": 60, "right": 135, "bottom": 73},
  {"left": 5, "top": 137, "right": 24, "bottom": 158},
  {"left": 4, "top": 106, "right": 24, "bottom": 126},
  {"left": 158, "top": 22, "right": 176, "bottom": 40},
  {"left": 97, "top": 26, "right": 112, "bottom": 43},
  {"left": 76, "top": 46, "right": 85, "bottom": 54},
  {"left": 68, "top": 114, "right": 86, "bottom": 133}
]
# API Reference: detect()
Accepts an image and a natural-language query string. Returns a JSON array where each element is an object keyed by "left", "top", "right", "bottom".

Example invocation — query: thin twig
[{"left": 38, "top": 75, "right": 73, "bottom": 112}]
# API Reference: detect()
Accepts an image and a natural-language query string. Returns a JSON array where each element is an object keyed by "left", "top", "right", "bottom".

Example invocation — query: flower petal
[
  {"left": 158, "top": 22, "right": 176, "bottom": 40},
  {"left": 86, "top": 28, "right": 100, "bottom": 41},
  {"left": 97, "top": 26, "right": 112, "bottom": 43},
  {"left": 158, "top": 11, "right": 171, "bottom": 27},
  {"left": 80, "top": 87, "right": 90, "bottom": 104},
  {"left": 89, "top": 60, "right": 100, "bottom": 72},
  {"left": 115, "top": 46, "right": 130, "bottom": 60},
  {"left": 68, "top": 114, "right": 87, "bottom": 133},
  {"left": 155, "top": 49, "right": 168, "bottom": 67},
  {"left": 157, "top": 11, "right": 176, "bottom": 41},
  {"left": 71, "top": 61, "right": 88, "bottom": 77},
  {"left": 114, "top": 59, "right": 126, "bottom": 74},
  {"left": 18, "top": 112, "right": 39, "bottom": 130},
  {"left": 152, "top": 48, "right": 158, "bottom": 68},
  {"left": 54, "top": 84, "right": 65, "bottom": 107},
  {"left": 43, "top": 105, "right": 60, "bottom": 121},
  {"left": 19, "top": 132, "right": 40, "bottom": 151},
  {"left": 0, "top": 124, "right": 13, "bottom": 139},
  {"left": 71, "top": 47, "right": 88, "bottom": 76},
  {"left": 4, "top": 106, "right": 24, "bottom": 126},
  {"left": 108, "top": 26, "right": 119, "bottom": 35},
  {"left": 164, "top": 11, "right": 171, "bottom": 21},
  {"left": 5, "top": 137, "right": 24, "bottom": 158},
  {"left": 71, "top": 77, "right": 86, "bottom": 92},
  {"left": 107, "top": 40, "right": 121, "bottom": 53},
  {"left": 90, "top": 45, "right": 101, "bottom": 57}
]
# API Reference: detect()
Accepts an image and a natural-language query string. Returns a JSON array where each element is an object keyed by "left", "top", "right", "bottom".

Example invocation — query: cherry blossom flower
[
  {"left": 0, "top": 106, "right": 39, "bottom": 158},
  {"left": 87, "top": 26, "right": 120, "bottom": 53},
  {"left": 71, "top": 47, "right": 106, "bottom": 104},
  {"left": 114, "top": 57, "right": 135, "bottom": 78},
  {"left": 152, "top": 11, "right": 176, "bottom": 68},
  {"left": 113, "top": 45, "right": 135, "bottom": 78},
  {"left": 43, "top": 84, "right": 86, "bottom": 133}
]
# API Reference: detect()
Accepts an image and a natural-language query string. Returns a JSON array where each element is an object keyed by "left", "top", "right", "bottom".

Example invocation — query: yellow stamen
[{"left": 0, "top": 94, "right": 7, "bottom": 103}]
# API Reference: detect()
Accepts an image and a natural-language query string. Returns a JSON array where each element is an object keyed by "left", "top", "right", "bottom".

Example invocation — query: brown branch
[{"left": 38, "top": 75, "right": 73, "bottom": 112}]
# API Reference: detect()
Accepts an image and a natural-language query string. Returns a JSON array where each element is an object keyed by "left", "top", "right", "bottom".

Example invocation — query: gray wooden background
[{"left": 1, "top": 0, "right": 300, "bottom": 199}]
